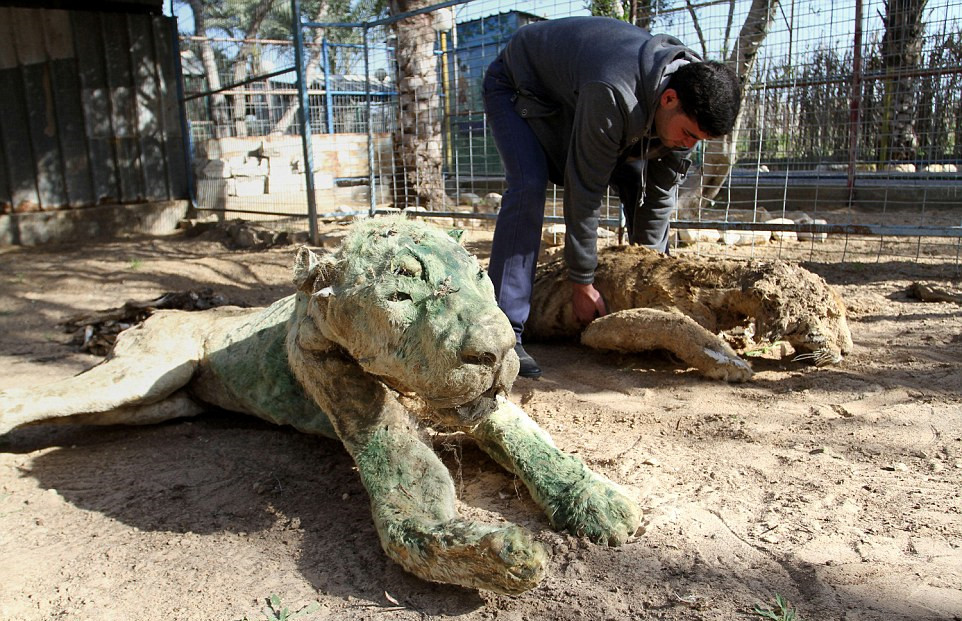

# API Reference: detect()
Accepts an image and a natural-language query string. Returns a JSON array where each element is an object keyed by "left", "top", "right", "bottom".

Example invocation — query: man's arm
[
  {"left": 562, "top": 82, "right": 625, "bottom": 286},
  {"left": 561, "top": 83, "right": 626, "bottom": 323}
]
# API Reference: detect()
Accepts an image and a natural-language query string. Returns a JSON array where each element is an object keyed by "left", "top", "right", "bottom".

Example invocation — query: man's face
[{"left": 653, "top": 88, "right": 712, "bottom": 150}]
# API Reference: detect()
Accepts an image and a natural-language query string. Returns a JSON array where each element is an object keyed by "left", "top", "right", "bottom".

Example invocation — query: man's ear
[
  {"left": 293, "top": 246, "right": 337, "bottom": 293},
  {"left": 660, "top": 88, "right": 680, "bottom": 110}
]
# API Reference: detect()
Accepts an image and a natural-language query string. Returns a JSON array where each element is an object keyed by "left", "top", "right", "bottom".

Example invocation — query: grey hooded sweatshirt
[{"left": 498, "top": 16, "right": 699, "bottom": 283}]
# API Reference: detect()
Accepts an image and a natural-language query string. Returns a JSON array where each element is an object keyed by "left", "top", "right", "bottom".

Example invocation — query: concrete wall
[
  {"left": 0, "top": 200, "right": 189, "bottom": 246},
  {"left": 190, "top": 134, "right": 393, "bottom": 209}
]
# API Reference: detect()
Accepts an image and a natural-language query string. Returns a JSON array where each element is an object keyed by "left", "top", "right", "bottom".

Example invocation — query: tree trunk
[
  {"left": 231, "top": 0, "right": 276, "bottom": 138},
  {"left": 588, "top": 0, "right": 657, "bottom": 28},
  {"left": 629, "top": 0, "right": 658, "bottom": 29},
  {"left": 189, "top": 0, "right": 230, "bottom": 138},
  {"left": 588, "top": 0, "right": 625, "bottom": 20},
  {"left": 270, "top": 0, "right": 329, "bottom": 136},
  {"left": 232, "top": 59, "right": 248, "bottom": 137},
  {"left": 388, "top": 1, "right": 447, "bottom": 210},
  {"left": 677, "top": 0, "right": 779, "bottom": 213},
  {"left": 879, "top": 0, "right": 927, "bottom": 163}
]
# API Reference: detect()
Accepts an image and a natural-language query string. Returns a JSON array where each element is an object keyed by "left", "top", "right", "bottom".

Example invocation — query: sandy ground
[{"left": 0, "top": 218, "right": 961, "bottom": 621}]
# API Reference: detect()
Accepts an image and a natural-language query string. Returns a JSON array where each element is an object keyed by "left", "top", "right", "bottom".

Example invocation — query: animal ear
[
  {"left": 293, "top": 246, "right": 338, "bottom": 293},
  {"left": 447, "top": 228, "right": 466, "bottom": 245},
  {"left": 293, "top": 246, "right": 320, "bottom": 291}
]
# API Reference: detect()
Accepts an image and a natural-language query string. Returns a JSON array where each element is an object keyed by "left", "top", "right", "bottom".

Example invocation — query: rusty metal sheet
[
  {"left": 0, "top": 7, "right": 187, "bottom": 212},
  {"left": 73, "top": 11, "right": 119, "bottom": 204}
]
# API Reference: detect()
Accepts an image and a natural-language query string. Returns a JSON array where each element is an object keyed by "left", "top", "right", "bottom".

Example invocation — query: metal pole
[
  {"left": 364, "top": 25, "right": 376, "bottom": 217},
  {"left": 451, "top": 22, "right": 460, "bottom": 212},
  {"left": 292, "top": 0, "right": 319, "bottom": 245},
  {"left": 182, "top": 66, "right": 297, "bottom": 101},
  {"left": 440, "top": 30, "right": 453, "bottom": 173},
  {"left": 846, "top": 0, "right": 863, "bottom": 208},
  {"left": 321, "top": 39, "right": 335, "bottom": 134},
  {"left": 169, "top": 13, "right": 197, "bottom": 210}
]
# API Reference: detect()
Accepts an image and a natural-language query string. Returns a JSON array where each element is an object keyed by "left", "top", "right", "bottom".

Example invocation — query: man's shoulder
[{"left": 517, "top": 16, "right": 651, "bottom": 40}]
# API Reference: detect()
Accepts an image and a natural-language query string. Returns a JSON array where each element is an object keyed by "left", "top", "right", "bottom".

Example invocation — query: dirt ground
[{"left": 1, "top": 218, "right": 960, "bottom": 621}]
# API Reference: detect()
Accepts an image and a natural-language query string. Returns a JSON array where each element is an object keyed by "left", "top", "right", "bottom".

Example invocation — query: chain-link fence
[{"left": 176, "top": 0, "right": 962, "bottom": 265}]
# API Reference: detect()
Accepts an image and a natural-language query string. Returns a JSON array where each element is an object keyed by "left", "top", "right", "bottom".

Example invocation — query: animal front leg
[
  {"left": 354, "top": 423, "right": 547, "bottom": 594},
  {"left": 472, "top": 397, "right": 642, "bottom": 546},
  {"left": 296, "top": 356, "right": 547, "bottom": 594},
  {"left": 581, "top": 308, "right": 753, "bottom": 382}
]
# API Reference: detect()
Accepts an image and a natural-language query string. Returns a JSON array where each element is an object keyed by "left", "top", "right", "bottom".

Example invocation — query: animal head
[
  {"left": 753, "top": 262, "right": 854, "bottom": 367},
  {"left": 293, "top": 217, "right": 519, "bottom": 422},
  {"left": 782, "top": 287, "right": 853, "bottom": 367}
]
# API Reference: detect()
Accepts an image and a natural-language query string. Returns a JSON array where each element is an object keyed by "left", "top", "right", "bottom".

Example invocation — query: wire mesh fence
[{"left": 175, "top": 0, "right": 962, "bottom": 266}]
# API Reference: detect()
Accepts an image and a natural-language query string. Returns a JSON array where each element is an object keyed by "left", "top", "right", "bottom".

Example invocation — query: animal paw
[
  {"left": 546, "top": 468, "right": 642, "bottom": 546},
  {"left": 700, "top": 346, "right": 753, "bottom": 382},
  {"left": 381, "top": 518, "right": 548, "bottom": 594}
]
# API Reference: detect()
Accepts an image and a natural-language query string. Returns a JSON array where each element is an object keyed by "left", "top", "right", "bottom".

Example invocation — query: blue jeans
[{"left": 483, "top": 58, "right": 549, "bottom": 343}]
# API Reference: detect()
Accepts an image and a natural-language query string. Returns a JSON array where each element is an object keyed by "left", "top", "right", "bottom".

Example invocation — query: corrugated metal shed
[{"left": 0, "top": 7, "right": 188, "bottom": 212}]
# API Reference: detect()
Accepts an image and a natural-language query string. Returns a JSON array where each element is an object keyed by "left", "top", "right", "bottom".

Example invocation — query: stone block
[{"left": 233, "top": 177, "right": 266, "bottom": 197}]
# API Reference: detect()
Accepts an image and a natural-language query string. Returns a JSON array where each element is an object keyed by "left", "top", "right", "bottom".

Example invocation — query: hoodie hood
[{"left": 637, "top": 34, "right": 702, "bottom": 130}]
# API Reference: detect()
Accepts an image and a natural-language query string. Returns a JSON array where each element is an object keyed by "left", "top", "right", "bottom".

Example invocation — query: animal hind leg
[
  {"left": 581, "top": 308, "right": 753, "bottom": 382},
  {"left": 0, "top": 315, "right": 203, "bottom": 434},
  {"left": 21, "top": 389, "right": 206, "bottom": 430},
  {"left": 471, "top": 396, "right": 642, "bottom": 546}
]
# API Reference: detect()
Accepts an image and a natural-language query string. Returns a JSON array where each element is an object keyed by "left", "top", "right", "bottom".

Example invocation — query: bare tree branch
[
  {"left": 678, "top": 0, "right": 780, "bottom": 212},
  {"left": 684, "top": 0, "right": 708, "bottom": 59}
]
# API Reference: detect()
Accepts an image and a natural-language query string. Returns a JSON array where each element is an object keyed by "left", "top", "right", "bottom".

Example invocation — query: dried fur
[{"left": 528, "top": 246, "right": 853, "bottom": 381}]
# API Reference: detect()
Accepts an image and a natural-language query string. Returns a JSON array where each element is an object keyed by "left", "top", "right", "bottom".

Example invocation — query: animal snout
[
  {"left": 460, "top": 338, "right": 502, "bottom": 368},
  {"left": 459, "top": 319, "right": 513, "bottom": 368}
]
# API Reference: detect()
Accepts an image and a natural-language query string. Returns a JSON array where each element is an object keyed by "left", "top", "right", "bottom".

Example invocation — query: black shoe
[{"left": 514, "top": 343, "right": 542, "bottom": 379}]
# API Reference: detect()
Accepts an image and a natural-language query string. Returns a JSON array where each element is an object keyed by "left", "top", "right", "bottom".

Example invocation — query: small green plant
[
  {"left": 249, "top": 595, "right": 319, "bottom": 621},
  {"left": 128, "top": 258, "right": 144, "bottom": 270},
  {"left": 744, "top": 341, "right": 787, "bottom": 357},
  {"left": 753, "top": 593, "right": 798, "bottom": 620}
]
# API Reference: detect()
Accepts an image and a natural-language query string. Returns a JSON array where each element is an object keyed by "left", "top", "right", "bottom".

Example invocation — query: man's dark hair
[{"left": 667, "top": 61, "right": 742, "bottom": 137}]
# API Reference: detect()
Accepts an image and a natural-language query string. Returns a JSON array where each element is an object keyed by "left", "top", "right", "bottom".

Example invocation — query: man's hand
[{"left": 571, "top": 282, "right": 607, "bottom": 324}]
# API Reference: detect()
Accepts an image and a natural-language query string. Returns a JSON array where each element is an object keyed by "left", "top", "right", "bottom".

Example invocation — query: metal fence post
[
  {"left": 169, "top": 13, "right": 196, "bottom": 210},
  {"left": 292, "top": 0, "right": 319, "bottom": 245},
  {"left": 364, "top": 25, "right": 376, "bottom": 217},
  {"left": 321, "top": 39, "right": 335, "bottom": 134}
]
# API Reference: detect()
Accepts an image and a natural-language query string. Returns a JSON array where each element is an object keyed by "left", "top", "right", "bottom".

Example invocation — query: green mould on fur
[
  {"left": 0, "top": 215, "right": 641, "bottom": 594},
  {"left": 311, "top": 217, "right": 513, "bottom": 418}
]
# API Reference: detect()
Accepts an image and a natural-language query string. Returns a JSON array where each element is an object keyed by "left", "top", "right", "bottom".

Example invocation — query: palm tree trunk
[
  {"left": 270, "top": 0, "right": 329, "bottom": 136},
  {"left": 879, "top": 0, "right": 927, "bottom": 163},
  {"left": 231, "top": 0, "right": 276, "bottom": 137},
  {"left": 189, "top": 0, "right": 230, "bottom": 138},
  {"left": 388, "top": 1, "right": 447, "bottom": 210}
]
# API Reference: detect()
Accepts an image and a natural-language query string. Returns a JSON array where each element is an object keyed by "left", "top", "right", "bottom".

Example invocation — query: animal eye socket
[
  {"left": 389, "top": 291, "right": 413, "bottom": 303},
  {"left": 393, "top": 256, "right": 423, "bottom": 279}
]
